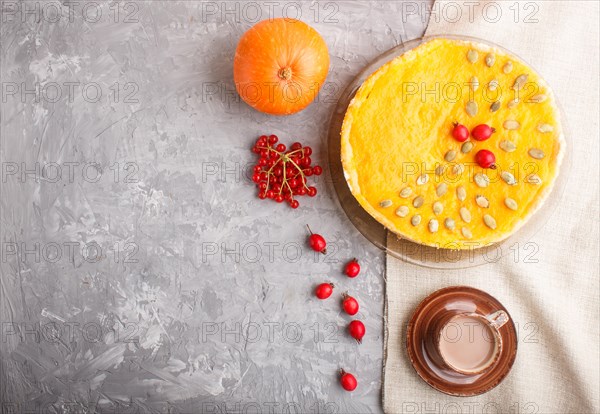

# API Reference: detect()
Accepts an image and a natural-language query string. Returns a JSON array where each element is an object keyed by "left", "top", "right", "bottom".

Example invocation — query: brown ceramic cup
[
  {"left": 426, "top": 310, "right": 509, "bottom": 375},
  {"left": 406, "top": 286, "right": 518, "bottom": 396}
]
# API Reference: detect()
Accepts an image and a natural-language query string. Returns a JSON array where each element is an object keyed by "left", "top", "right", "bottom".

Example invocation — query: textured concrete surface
[{"left": 0, "top": 1, "right": 429, "bottom": 412}]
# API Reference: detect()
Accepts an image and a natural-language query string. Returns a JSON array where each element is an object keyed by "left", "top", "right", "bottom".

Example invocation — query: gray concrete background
[{"left": 0, "top": 1, "right": 430, "bottom": 412}]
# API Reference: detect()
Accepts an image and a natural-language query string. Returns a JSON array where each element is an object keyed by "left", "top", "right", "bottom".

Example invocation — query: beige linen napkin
[{"left": 384, "top": 1, "right": 599, "bottom": 413}]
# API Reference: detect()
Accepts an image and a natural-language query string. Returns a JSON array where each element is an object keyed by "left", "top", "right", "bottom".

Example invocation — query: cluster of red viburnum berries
[{"left": 251, "top": 134, "right": 322, "bottom": 208}]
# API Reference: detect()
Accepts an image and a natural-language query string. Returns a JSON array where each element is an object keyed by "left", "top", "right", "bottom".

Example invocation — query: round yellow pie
[{"left": 341, "top": 38, "right": 565, "bottom": 249}]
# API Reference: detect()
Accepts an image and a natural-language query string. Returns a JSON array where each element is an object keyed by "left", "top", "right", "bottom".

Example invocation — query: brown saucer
[{"left": 406, "top": 286, "right": 517, "bottom": 396}]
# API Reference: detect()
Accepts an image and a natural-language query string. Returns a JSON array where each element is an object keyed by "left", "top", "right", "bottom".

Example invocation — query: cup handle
[{"left": 485, "top": 310, "right": 509, "bottom": 329}]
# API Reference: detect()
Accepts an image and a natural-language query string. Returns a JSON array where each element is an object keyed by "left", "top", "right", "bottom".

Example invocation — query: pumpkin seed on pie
[
  {"left": 461, "top": 142, "right": 474, "bottom": 154},
  {"left": 396, "top": 206, "right": 410, "bottom": 217},
  {"left": 456, "top": 186, "right": 467, "bottom": 202},
  {"left": 504, "top": 198, "right": 518, "bottom": 211},
  {"left": 399, "top": 187, "right": 413, "bottom": 198},
  {"left": 475, "top": 195, "right": 490, "bottom": 208},
  {"left": 379, "top": 199, "right": 392, "bottom": 208}
]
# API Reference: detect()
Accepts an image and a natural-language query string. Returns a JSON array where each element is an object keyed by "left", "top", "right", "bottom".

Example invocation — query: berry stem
[
  {"left": 286, "top": 148, "right": 304, "bottom": 156},
  {"left": 287, "top": 158, "right": 311, "bottom": 190},
  {"left": 260, "top": 145, "right": 309, "bottom": 199},
  {"left": 281, "top": 161, "right": 287, "bottom": 196}
]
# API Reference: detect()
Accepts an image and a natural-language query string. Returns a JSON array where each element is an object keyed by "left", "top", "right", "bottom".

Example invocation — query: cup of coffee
[{"left": 432, "top": 310, "right": 509, "bottom": 375}]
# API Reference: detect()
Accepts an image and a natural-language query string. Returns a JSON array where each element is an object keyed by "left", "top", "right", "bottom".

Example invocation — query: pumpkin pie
[{"left": 340, "top": 38, "right": 565, "bottom": 249}]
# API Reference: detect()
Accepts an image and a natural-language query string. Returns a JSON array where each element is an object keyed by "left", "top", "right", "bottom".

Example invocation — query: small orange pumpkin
[{"left": 234, "top": 18, "right": 330, "bottom": 115}]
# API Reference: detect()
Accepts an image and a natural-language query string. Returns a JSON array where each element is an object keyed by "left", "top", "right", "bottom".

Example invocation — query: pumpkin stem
[{"left": 278, "top": 67, "right": 292, "bottom": 80}]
